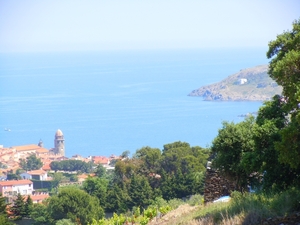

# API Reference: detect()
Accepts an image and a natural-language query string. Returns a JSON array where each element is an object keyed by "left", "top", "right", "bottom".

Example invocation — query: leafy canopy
[{"left": 19, "top": 154, "right": 43, "bottom": 171}]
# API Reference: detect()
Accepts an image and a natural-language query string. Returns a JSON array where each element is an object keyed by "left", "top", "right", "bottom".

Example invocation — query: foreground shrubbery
[
  {"left": 184, "top": 188, "right": 300, "bottom": 225},
  {"left": 88, "top": 189, "right": 300, "bottom": 225},
  {"left": 89, "top": 195, "right": 204, "bottom": 225},
  {"left": 89, "top": 205, "right": 172, "bottom": 225}
]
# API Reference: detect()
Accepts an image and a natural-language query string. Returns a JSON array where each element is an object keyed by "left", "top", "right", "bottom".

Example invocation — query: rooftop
[{"left": 0, "top": 180, "right": 33, "bottom": 186}]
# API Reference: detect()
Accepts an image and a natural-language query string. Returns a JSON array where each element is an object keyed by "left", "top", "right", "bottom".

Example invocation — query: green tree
[
  {"left": 105, "top": 183, "right": 130, "bottom": 213},
  {"left": 134, "top": 147, "right": 162, "bottom": 174},
  {"left": 0, "top": 193, "right": 12, "bottom": 225},
  {"left": 161, "top": 141, "right": 208, "bottom": 175},
  {"left": 30, "top": 202, "right": 53, "bottom": 225},
  {"left": 159, "top": 169, "right": 176, "bottom": 200},
  {"left": 20, "top": 154, "right": 43, "bottom": 171},
  {"left": 114, "top": 159, "right": 139, "bottom": 183},
  {"left": 249, "top": 96, "right": 300, "bottom": 190},
  {"left": 120, "top": 150, "right": 130, "bottom": 159},
  {"left": 211, "top": 117, "right": 255, "bottom": 192},
  {"left": 267, "top": 18, "right": 300, "bottom": 169},
  {"left": 82, "top": 177, "right": 108, "bottom": 208},
  {"left": 128, "top": 174, "right": 153, "bottom": 209},
  {"left": 50, "top": 160, "right": 93, "bottom": 173},
  {"left": 161, "top": 141, "right": 191, "bottom": 174},
  {"left": 24, "top": 195, "right": 33, "bottom": 217},
  {"left": 48, "top": 187, "right": 103, "bottom": 225},
  {"left": 267, "top": 19, "right": 300, "bottom": 112},
  {"left": 51, "top": 172, "right": 64, "bottom": 188},
  {"left": 275, "top": 119, "right": 300, "bottom": 168},
  {"left": 7, "top": 173, "right": 21, "bottom": 181},
  {"left": 11, "top": 193, "right": 25, "bottom": 220},
  {"left": 95, "top": 164, "right": 106, "bottom": 178}
]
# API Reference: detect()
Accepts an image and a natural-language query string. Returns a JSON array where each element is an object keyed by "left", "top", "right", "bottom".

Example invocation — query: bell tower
[{"left": 54, "top": 129, "right": 65, "bottom": 156}]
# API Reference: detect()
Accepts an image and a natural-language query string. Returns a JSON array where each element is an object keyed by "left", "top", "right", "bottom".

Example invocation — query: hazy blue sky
[{"left": 0, "top": 0, "right": 299, "bottom": 52}]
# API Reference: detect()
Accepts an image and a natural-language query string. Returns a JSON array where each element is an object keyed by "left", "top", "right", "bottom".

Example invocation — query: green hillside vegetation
[
  {"left": 189, "top": 64, "right": 282, "bottom": 101},
  {"left": 9, "top": 142, "right": 210, "bottom": 225},
  {"left": 6, "top": 19, "right": 300, "bottom": 225}
]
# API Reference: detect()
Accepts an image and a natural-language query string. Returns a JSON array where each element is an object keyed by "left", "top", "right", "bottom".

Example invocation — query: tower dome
[{"left": 55, "top": 129, "right": 63, "bottom": 137}]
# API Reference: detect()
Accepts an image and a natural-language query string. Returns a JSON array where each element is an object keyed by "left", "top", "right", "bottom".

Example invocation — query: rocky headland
[{"left": 189, "top": 65, "right": 282, "bottom": 101}]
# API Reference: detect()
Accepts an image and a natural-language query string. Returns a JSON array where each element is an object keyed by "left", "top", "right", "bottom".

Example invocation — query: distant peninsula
[{"left": 189, "top": 65, "right": 282, "bottom": 101}]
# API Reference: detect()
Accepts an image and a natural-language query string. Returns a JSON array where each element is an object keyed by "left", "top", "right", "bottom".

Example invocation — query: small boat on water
[{"left": 4, "top": 128, "right": 11, "bottom": 132}]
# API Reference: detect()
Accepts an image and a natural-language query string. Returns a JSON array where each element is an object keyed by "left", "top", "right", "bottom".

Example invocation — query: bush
[
  {"left": 167, "top": 198, "right": 184, "bottom": 209},
  {"left": 150, "top": 197, "right": 168, "bottom": 208},
  {"left": 187, "top": 194, "right": 204, "bottom": 206}
]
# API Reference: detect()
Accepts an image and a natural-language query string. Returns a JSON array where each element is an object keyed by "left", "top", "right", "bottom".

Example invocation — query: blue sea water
[{"left": 0, "top": 48, "right": 269, "bottom": 157}]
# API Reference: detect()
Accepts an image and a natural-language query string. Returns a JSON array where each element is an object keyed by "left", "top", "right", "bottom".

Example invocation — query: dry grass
[
  {"left": 147, "top": 204, "right": 199, "bottom": 225},
  {"left": 148, "top": 189, "right": 300, "bottom": 225},
  {"left": 186, "top": 213, "right": 245, "bottom": 225}
]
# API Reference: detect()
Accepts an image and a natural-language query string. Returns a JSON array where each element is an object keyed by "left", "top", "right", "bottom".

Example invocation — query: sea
[{"left": 0, "top": 48, "right": 269, "bottom": 158}]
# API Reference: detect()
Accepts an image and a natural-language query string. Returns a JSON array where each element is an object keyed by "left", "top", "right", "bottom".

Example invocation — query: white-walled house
[
  {"left": 239, "top": 78, "right": 248, "bottom": 84},
  {"left": 20, "top": 170, "right": 48, "bottom": 181},
  {"left": 0, "top": 180, "right": 33, "bottom": 202}
]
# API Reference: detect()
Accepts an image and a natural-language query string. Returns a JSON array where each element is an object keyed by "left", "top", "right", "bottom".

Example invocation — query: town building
[
  {"left": 20, "top": 170, "right": 48, "bottom": 181},
  {"left": 0, "top": 180, "right": 33, "bottom": 202},
  {"left": 30, "top": 192, "right": 50, "bottom": 203}
]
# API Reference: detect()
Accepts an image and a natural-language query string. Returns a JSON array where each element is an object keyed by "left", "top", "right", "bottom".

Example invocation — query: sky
[{"left": 0, "top": 0, "right": 299, "bottom": 53}]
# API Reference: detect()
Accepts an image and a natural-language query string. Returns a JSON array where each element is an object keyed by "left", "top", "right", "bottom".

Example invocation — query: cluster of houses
[{"left": 0, "top": 129, "right": 119, "bottom": 204}]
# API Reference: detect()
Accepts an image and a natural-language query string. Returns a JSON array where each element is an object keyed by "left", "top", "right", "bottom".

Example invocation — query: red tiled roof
[
  {"left": 42, "top": 163, "right": 51, "bottom": 171},
  {"left": 36, "top": 148, "right": 49, "bottom": 153},
  {"left": 12, "top": 144, "right": 49, "bottom": 154},
  {"left": 78, "top": 173, "right": 95, "bottom": 180},
  {"left": 93, "top": 156, "right": 109, "bottom": 164},
  {"left": 29, "top": 193, "right": 49, "bottom": 202},
  {"left": 12, "top": 144, "right": 40, "bottom": 152},
  {"left": 0, "top": 180, "right": 32, "bottom": 186}
]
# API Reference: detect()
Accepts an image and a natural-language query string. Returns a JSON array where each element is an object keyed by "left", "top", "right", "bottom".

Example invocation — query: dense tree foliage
[
  {"left": 211, "top": 117, "right": 255, "bottom": 192},
  {"left": 82, "top": 177, "right": 108, "bottom": 207},
  {"left": 127, "top": 174, "right": 153, "bottom": 209},
  {"left": 50, "top": 160, "right": 93, "bottom": 173},
  {"left": 7, "top": 172, "right": 21, "bottom": 181},
  {"left": 105, "top": 183, "right": 130, "bottom": 213},
  {"left": 251, "top": 95, "right": 300, "bottom": 190},
  {"left": 30, "top": 202, "right": 53, "bottom": 225},
  {"left": 95, "top": 164, "right": 106, "bottom": 178},
  {"left": 267, "top": 18, "right": 300, "bottom": 169},
  {"left": 10, "top": 194, "right": 33, "bottom": 221},
  {"left": 24, "top": 195, "right": 33, "bottom": 217},
  {"left": 0, "top": 193, "right": 12, "bottom": 225},
  {"left": 10, "top": 193, "right": 25, "bottom": 220},
  {"left": 212, "top": 94, "right": 300, "bottom": 192},
  {"left": 48, "top": 187, "right": 103, "bottom": 225},
  {"left": 267, "top": 19, "right": 300, "bottom": 112},
  {"left": 19, "top": 154, "right": 43, "bottom": 171}
]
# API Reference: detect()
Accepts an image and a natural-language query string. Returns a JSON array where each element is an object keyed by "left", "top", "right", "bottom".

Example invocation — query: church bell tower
[{"left": 54, "top": 129, "right": 65, "bottom": 156}]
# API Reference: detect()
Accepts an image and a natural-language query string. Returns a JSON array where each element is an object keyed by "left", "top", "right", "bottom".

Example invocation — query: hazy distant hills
[{"left": 189, "top": 65, "right": 282, "bottom": 101}]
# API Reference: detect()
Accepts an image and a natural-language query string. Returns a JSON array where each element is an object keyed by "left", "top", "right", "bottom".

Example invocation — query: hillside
[{"left": 189, "top": 65, "right": 282, "bottom": 101}]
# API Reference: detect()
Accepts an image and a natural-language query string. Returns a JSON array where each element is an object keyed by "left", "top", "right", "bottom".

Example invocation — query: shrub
[{"left": 187, "top": 194, "right": 204, "bottom": 206}]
